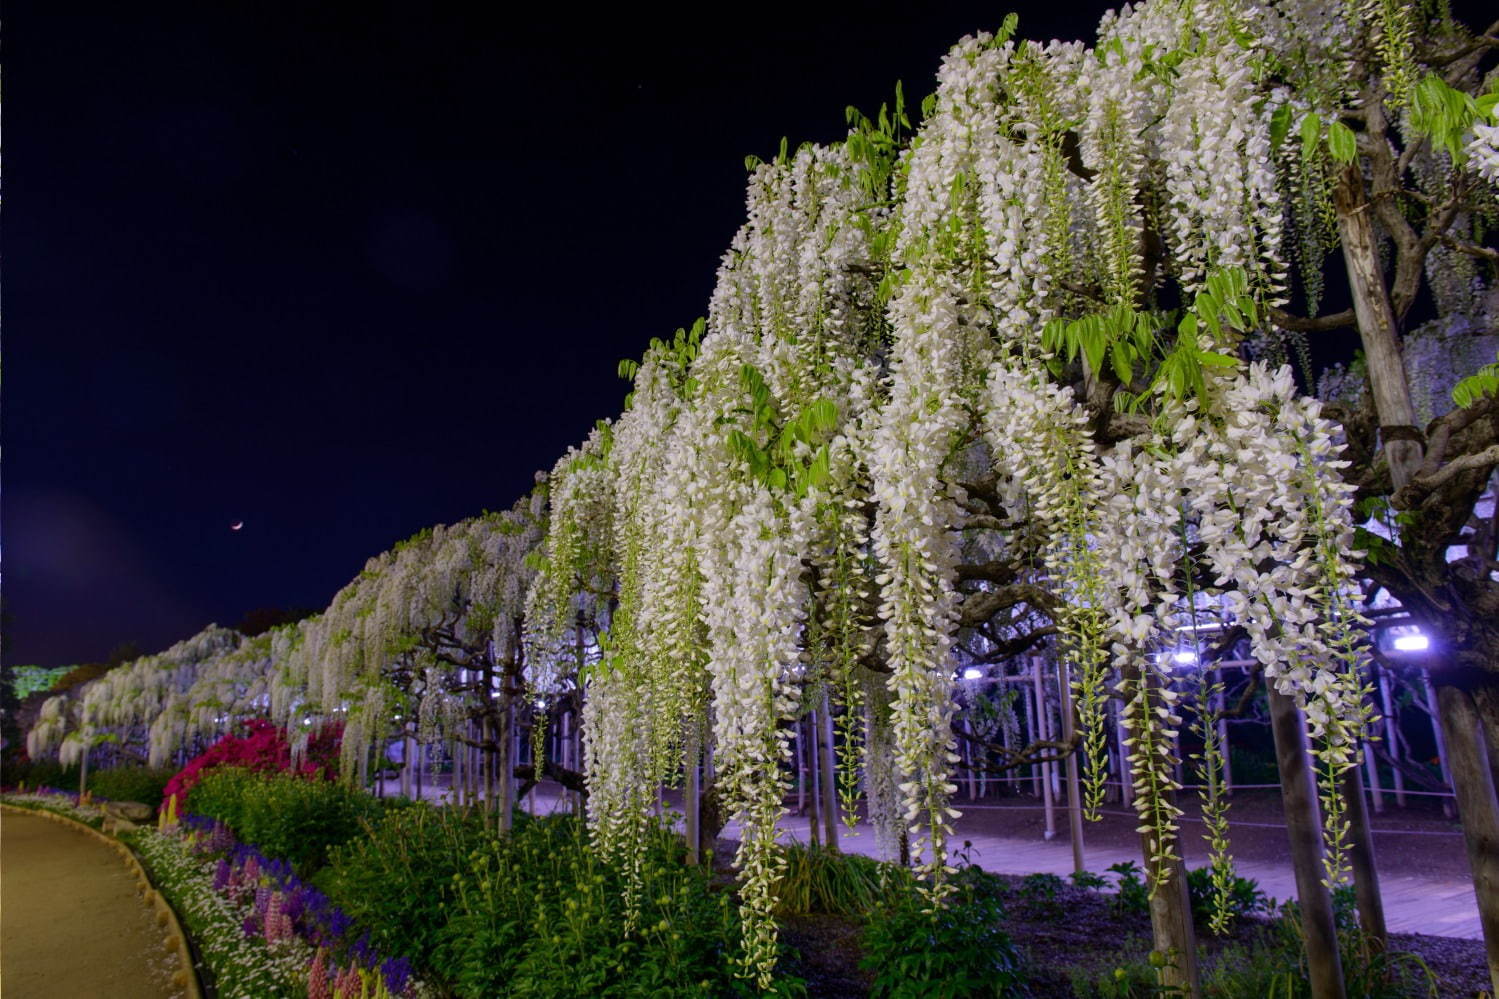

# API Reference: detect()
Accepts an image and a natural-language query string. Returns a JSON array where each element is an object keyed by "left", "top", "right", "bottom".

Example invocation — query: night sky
[{"left": 9, "top": 4, "right": 1483, "bottom": 668}]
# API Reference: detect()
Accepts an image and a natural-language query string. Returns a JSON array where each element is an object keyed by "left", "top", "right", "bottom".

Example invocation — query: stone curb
[{"left": 1, "top": 802, "right": 204, "bottom": 999}]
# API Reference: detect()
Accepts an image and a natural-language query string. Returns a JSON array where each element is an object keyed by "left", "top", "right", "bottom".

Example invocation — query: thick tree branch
[{"left": 1268, "top": 306, "right": 1357, "bottom": 332}]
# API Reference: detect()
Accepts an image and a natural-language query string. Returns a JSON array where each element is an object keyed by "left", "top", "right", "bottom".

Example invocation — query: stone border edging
[{"left": 0, "top": 802, "right": 204, "bottom": 999}]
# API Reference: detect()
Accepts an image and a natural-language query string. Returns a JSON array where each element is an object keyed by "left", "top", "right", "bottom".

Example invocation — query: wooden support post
[
  {"left": 806, "top": 713, "right": 821, "bottom": 848},
  {"left": 1115, "top": 697, "right": 1134, "bottom": 808},
  {"left": 1379, "top": 668, "right": 1406, "bottom": 808},
  {"left": 1216, "top": 667, "right": 1232, "bottom": 798},
  {"left": 1267, "top": 681, "right": 1346, "bottom": 999},
  {"left": 820, "top": 688, "right": 840, "bottom": 851},
  {"left": 1342, "top": 762, "right": 1387, "bottom": 947},
  {"left": 1025, "top": 675, "right": 1041, "bottom": 797},
  {"left": 1435, "top": 679, "right": 1499, "bottom": 996},
  {"left": 1060, "top": 660, "right": 1086, "bottom": 875},
  {"left": 401, "top": 727, "right": 414, "bottom": 800},
  {"left": 1127, "top": 666, "right": 1201, "bottom": 998},
  {"left": 796, "top": 718, "right": 807, "bottom": 814},
  {"left": 1035, "top": 658, "right": 1056, "bottom": 841},
  {"left": 1364, "top": 739, "right": 1385, "bottom": 814},
  {"left": 686, "top": 719, "right": 701, "bottom": 866},
  {"left": 416, "top": 738, "right": 424, "bottom": 802},
  {"left": 499, "top": 701, "right": 515, "bottom": 833}
]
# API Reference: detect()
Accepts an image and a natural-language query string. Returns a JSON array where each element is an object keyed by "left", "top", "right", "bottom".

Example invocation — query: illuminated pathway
[
  {"left": 383, "top": 776, "right": 1483, "bottom": 940},
  {"left": 0, "top": 809, "right": 184, "bottom": 999},
  {"left": 738, "top": 801, "right": 1483, "bottom": 941}
]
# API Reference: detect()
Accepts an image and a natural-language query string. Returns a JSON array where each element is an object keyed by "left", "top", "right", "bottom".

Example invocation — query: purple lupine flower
[
  {"left": 254, "top": 885, "right": 271, "bottom": 916},
  {"left": 326, "top": 909, "right": 353, "bottom": 942},
  {"left": 380, "top": 956, "right": 412, "bottom": 996},
  {"left": 205, "top": 822, "right": 235, "bottom": 854},
  {"left": 213, "top": 859, "right": 232, "bottom": 892},
  {"left": 350, "top": 930, "right": 376, "bottom": 968},
  {"left": 241, "top": 914, "right": 260, "bottom": 938},
  {"left": 264, "top": 857, "right": 293, "bottom": 885},
  {"left": 282, "top": 886, "right": 307, "bottom": 922}
]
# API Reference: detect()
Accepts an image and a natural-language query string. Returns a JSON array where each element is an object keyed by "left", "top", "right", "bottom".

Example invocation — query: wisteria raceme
[
  {"left": 28, "top": 625, "right": 242, "bottom": 768},
  {"left": 1091, "top": 435, "right": 1190, "bottom": 885},
  {"left": 1156, "top": 4, "right": 1287, "bottom": 298},
  {"left": 1467, "top": 120, "right": 1499, "bottom": 187}
]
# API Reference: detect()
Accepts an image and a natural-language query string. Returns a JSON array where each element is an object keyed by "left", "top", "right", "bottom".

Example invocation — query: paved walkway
[
  {"left": 381, "top": 776, "right": 1483, "bottom": 940},
  {"left": 0, "top": 809, "right": 184, "bottom": 999},
  {"left": 736, "top": 805, "right": 1483, "bottom": 941}
]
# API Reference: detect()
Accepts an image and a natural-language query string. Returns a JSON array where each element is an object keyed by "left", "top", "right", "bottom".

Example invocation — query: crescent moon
[{"left": 231, "top": 521, "right": 244, "bottom": 531}]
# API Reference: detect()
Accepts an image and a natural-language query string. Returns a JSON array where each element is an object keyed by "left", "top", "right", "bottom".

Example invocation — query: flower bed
[
  {"left": 128, "top": 814, "right": 427, "bottom": 999},
  {"left": 1, "top": 788, "right": 106, "bottom": 827}
]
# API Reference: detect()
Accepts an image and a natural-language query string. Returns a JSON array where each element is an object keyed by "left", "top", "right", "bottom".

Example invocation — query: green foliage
[
  {"left": 1410, "top": 73, "right": 1496, "bottom": 162},
  {"left": 187, "top": 767, "right": 381, "bottom": 873},
  {"left": 10, "top": 665, "right": 72, "bottom": 699},
  {"left": 1109, "top": 860, "right": 1152, "bottom": 917},
  {"left": 437, "top": 813, "right": 777, "bottom": 998},
  {"left": 87, "top": 765, "right": 172, "bottom": 806},
  {"left": 1072, "top": 955, "right": 1181, "bottom": 998},
  {"left": 1197, "top": 903, "right": 1438, "bottom": 999},
  {"left": 1452, "top": 349, "right": 1499, "bottom": 409},
  {"left": 1041, "top": 267, "right": 1256, "bottom": 413},
  {"left": 771, "top": 843, "right": 903, "bottom": 917},
  {"left": 1071, "top": 868, "right": 1110, "bottom": 891},
  {"left": 861, "top": 874, "right": 1026, "bottom": 999},
  {"left": 3, "top": 759, "right": 82, "bottom": 791},
  {"left": 1078, "top": 894, "right": 1438, "bottom": 998},
  {"left": 723, "top": 363, "right": 839, "bottom": 498},
  {"left": 1016, "top": 871, "right": 1067, "bottom": 917},
  {"left": 314, "top": 803, "right": 493, "bottom": 970},
  {"left": 1185, "top": 866, "right": 1269, "bottom": 925}
]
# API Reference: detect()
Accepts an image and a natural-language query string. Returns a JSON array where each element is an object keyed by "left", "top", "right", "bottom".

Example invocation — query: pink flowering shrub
[{"left": 162, "top": 719, "right": 342, "bottom": 811}]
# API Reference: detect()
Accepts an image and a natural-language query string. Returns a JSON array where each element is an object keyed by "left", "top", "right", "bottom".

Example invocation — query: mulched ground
[
  {"left": 748, "top": 782, "right": 1487, "bottom": 998},
  {"left": 777, "top": 873, "right": 1490, "bottom": 998}
]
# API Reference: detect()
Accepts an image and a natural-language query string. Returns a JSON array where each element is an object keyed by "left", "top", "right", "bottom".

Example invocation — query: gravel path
[{"left": 1, "top": 809, "right": 184, "bottom": 999}]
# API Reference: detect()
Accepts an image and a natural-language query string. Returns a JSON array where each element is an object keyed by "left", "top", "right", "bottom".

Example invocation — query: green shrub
[
  {"left": 436, "top": 813, "right": 779, "bottom": 998},
  {"left": 861, "top": 878, "right": 1025, "bottom": 998},
  {"left": 1109, "top": 860, "right": 1152, "bottom": 917},
  {"left": 3, "top": 759, "right": 82, "bottom": 791},
  {"left": 1185, "top": 866, "right": 1270, "bottom": 927},
  {"left": 1077, "top": 910, "right": 1439, "bottom": 998},
  {"left": 87, "top": 765, "right": 172, "bottom": 806},
  {"left": 1016, "top": 871, "right": 1067, "bottom": 917},
  {"left": 187, "top": 767, "right": 380, "bottom": 873},
  {"left": 1071, "top": 869, "right": 1110, "bottom": 891},
  {"left": 314, "top": 803, "right": 492, "bottom": 969},
  {"left": 772, "top": 843, "right": 904, "bottom": 917}
]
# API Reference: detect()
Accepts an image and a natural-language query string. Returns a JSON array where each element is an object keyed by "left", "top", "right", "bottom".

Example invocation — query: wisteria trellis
[{"left": 27, "top": 0, "right": 1498, "bottom": 990}]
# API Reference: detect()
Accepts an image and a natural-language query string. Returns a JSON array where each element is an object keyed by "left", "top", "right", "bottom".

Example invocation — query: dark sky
[
  {"left": 15, "top": 3, "right": 1483, "bottom": 668},
  {"left": 7, "top": 3, "right": 1136, "bottom": 667}
]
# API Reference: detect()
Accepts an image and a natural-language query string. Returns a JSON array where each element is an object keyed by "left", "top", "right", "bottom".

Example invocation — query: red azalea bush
[{"left": 163, "top": 719, "right": 342, "bottom": 810}]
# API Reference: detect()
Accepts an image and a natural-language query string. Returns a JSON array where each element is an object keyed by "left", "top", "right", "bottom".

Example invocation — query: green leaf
[
  {"left": 807, "top": 446, "right": 831, "bottom": 490},
  {"left": 1269, "top": 104, "right": 1292, "bottom": 149},
  {"left": 1110, "top": 340, "right": 1133, "bottom": 384},
  {"left": 1299, "top": 112, "right": 1322, "bottom": 161},
  {"left": 1326, "top": 121, "right": 1357, "bottom": 164},
  {"left": 802, "top": 398, "right": 839, "bottom": 435},
  {"left": 1198, "top": 351, "right": 1239, "bottom": 369},
  {"left": 995, "top": 12, "right": 1019, "bottom": 46}
]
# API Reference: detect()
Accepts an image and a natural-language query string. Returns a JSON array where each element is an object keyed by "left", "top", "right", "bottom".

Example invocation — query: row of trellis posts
[{"left": 366, "top": 636, "right": 1457, "bottom": 876}]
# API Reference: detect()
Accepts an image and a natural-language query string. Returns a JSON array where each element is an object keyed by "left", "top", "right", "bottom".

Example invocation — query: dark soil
[{"left": 773, "top": 871, "right": 1490, "bottom": 998}]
